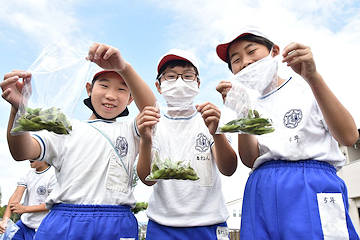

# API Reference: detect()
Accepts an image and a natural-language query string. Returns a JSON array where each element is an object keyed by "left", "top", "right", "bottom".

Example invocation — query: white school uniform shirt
[
  {"left": 32, "top": 119, "right": 139, "bottom": 209},
  {"left": 18, "top": 166, "right": 56, "bottom": 229},
  {"left": 253, "top": 76, "right": 345, "bottom": 170},
  {"left": 146, "top": 111, "right": 230, "bottom": 227}
]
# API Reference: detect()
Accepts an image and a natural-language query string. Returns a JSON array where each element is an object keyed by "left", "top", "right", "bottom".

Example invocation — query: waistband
[
  {"left": 52, "top": 203, "right": 131, "bottom": 213},
  {"left": 255, "top": 160, "right": 336, "bottom": 174}
]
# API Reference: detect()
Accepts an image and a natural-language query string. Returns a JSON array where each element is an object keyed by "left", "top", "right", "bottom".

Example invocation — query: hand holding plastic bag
[
  {"left": 11, "top": 43, "right": 94, "bottom": 135},
  {"left": 0, "top": 218, "right": 20, "bottom": 240}
]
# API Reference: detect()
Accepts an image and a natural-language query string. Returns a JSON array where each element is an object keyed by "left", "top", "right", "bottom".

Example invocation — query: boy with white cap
[
  {"left": 0, "top": 160, "right": 56, "bottom": 240},
  {"left": 216, "top": 26, "right": 359, "bottom": 239},
  {"left": 136, "top": 49, "right": 238, "bottom": 240},
  {"left": 1, "top": 43, "right": 156, "bottom": 239}
]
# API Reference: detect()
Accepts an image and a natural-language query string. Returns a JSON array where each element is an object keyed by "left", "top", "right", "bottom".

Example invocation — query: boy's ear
[
  {"left": 155, "top": 81, "right": 162, "bottom": 94},
  {"left": 86, "top": 82, "right": 92, "bottom": 96},
  {"left": 127, "top": 95, "right": 134, "bottom": 105},
  {"left": 272, "top": 44, "right": 280, "bottom": 57}
]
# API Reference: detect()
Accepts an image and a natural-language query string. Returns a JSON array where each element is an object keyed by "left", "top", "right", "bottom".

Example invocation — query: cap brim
[
  {"left": 157, "top": 55, "right": 190, "bottom": 73},
  {"left": 93, "top": 70, "right": 108, "bottom": 80},
  {"left": 92, "top": 70, "right": 124, "bottom": 82},
  {"left": 216, "top": 33, "right": 252, "bottom": 63}
]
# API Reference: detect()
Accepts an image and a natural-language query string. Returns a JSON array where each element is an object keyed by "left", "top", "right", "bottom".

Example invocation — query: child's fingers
[
  {"left": 102, "top": 47, "right": 120, "bottom": 60},
  {"left": 140, "top": 106, "right": 160, "bottom": 117},
  {"left": 195, "top": 102, "right": 209, "bottom": 112},
  {"left": 4, "top": 71, "right": 30, "bottom": 81},
  {"left": 198, "top": 103, "right": 220, "bottom": 120},
  {"left": 136, "top": 107, "right": 160, "bottom": 126},
  {"left": 1, "top": 88, "right": 12, "bottom": 100},
  {"left": 93, "top": 44, "right": 108, "bottom": 60},
  {"left": 216, "top": 80, "right": 232, "bottom": 93},
  {"left": 282, "top": 43, "right": 309, "bottom": 57},
  {"left": 283, "top": 48, "right": 309, "bottom": 64},
  {"left": 87, "top": 42, "right": 100, "bottom": 61},
  {"left": 282, "top": 42, "right": 302, "bottom": 57}
]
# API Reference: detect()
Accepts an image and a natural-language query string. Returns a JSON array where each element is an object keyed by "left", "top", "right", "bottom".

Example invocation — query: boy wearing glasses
[{"left": 136, "top": 49, "right": 238, "bottom": 240}]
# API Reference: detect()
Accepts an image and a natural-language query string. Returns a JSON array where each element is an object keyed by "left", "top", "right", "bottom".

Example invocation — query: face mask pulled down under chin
[
  {"left": 161, "top": 78, "right": 199, "bottom": 106},
  {"left": 230, "top": 52, "right": 280, "bottom": 96}
]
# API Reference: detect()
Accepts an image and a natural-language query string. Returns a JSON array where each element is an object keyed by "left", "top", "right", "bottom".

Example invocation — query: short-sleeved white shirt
[
  {"left": 18, "top": 166, "right": 56, "bottom": 229},
  {"left": 32, "top": 119, "right": 139, "bottom": 209},
  {"left": 253, "top": 77, "right": 345, "bottom": 170},
  {"left": 146, "top": 111, "right": 230, "bottom": 227}
]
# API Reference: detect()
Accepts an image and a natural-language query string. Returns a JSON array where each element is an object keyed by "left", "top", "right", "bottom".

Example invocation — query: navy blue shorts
[
  {"left": 146, "top": 219, "right": 229, "bottom": 240},
  {"left": 240, "top": 160, "right": 359, "bottom": 240},
  {"left": 34, "top": 204, "right": 138, "bottom": 240}
]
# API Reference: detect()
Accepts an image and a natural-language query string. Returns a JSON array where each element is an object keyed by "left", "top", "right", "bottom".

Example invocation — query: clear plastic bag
[
  {"left": 0, "top": 218, "right": 20, "bottom": 240},
  {"left": 11, "top": 43, "right": 95, "bottom": 135},
  {"left": 229, "top": 53, "right": 280, "bottom": 96},
  {"left": 216, "top": 54, "right": 281, "bottom": 135},
  {"left": 217, "top": 81, "right": 275, "bottom": 135},
  {"left": 145, "top": 103, "right": 200, "bottom": 181}
]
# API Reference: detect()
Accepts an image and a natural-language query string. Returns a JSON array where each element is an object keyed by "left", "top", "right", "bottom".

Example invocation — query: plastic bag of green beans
[
  {"left": 146, "top": 150, "right": 199, "bottom": 181},
  {"left": 216, "top": 81, "right": 275, "bottom": 135},
  {"left": 145, "top": 103, "right": 201, "bottom": 181},
  {"left": 11, "top": 43, "right": 94, "bottom": 135},
  {"left": 218, "top": 109, "right": 274, "bottom": 135}
]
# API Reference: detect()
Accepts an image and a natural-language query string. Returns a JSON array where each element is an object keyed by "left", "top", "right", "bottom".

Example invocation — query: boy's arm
[
  {"left": 212, "top": 134, "right": 238, "bottom": 176},
  {"left": 2, "top": 71, "right": 41, "bottom": 160},
  {"left": 282, "top": 43, "right": 358, "bottom": 146},
  {"left": 86, "top": 43, "right": 156, "bottom": 111},
  {"left": 7, "top": 107, "right": 42, "bottom": 160},
  {"left": 9, "top": 202, "right": 48, "bottom": 215},
  {"left": 118, "top": 63, "right": 156, "bottom": 111},
  {"left": 237, "top": 134, "right": 259, "bottom": 168},
  {"left": 0, "top": 186, "right": 25, "bottom": 233},
  {"left": 136, "top": 106, "right": 160, "bottom": 186},
  {"left": 196, "top": 102, "right": 238, "bottom": 176},
  {"left": 215, "top": 81, "right": 260, "bottom": 168}
]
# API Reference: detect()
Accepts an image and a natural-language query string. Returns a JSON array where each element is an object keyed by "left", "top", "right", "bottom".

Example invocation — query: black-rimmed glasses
[{"left": 158, "top": 70, "right": 198, "bottom": 82}]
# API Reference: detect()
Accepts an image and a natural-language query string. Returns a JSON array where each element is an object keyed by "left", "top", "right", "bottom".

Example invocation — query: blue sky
[{"left": 1, "top": 0, "right": 360, "bottom": 222}]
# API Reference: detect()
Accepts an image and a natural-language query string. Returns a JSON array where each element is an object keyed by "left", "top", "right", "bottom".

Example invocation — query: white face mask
[
  {"left": 160, "top": 78, "right": 199, "bottom": 105},
  {"left": 230, "top": 50, "right": 279, "bottom": 95}
]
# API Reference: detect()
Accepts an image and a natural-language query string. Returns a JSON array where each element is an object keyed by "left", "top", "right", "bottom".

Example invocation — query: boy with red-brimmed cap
[
  {"left": 216, "top": 25, "right": 359, "bottom": 239},
  {"left": 1, "top": 43, "right": 156, "bottom": 240},
  {"left": 136, "top": 48, "right": 238, "bottom": 240}
]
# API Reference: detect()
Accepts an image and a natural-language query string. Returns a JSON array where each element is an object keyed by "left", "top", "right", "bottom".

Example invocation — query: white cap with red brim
[
  {"left": 216, "top": 25, "right": 270, "bottom": 63},
  {"left": 157, "top": 49, "right": 200, "bottom": 75}
]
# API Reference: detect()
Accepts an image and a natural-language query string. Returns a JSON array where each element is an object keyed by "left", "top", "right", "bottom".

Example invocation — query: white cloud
[{"left": 0, "top": 0, "right": 91, "bottom": 51}]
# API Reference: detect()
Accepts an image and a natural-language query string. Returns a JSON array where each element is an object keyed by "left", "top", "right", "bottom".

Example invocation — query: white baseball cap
[
  {"left": 157, "top": 49, "right": 200, "bottom": 75},
  {"left": 216, "top": 25, "right": 270, "bottom": 63}
]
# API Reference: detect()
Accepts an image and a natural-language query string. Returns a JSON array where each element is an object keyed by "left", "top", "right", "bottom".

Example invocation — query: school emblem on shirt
[
  {"left": 37, "top": 185, "right": 46, "bottom": 195},
  {"left": 195, "top": 133, "right": 209, "bottom": 152},
  {"left": 115, "top": 136, "right": 128, "bottom": 157},
  {"left": 283, "top": 109, "right": 302, "bottom": 129}
]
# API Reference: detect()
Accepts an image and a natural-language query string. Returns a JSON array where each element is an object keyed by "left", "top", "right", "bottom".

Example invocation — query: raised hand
[
  {"left": 282, "top": 42, "right": 318, "bottom": 83},
  {"left": 136, "top": 106, "right": 160, "bottom": 142},
  {"left": 216, "top": 80, "right": 232, "bottom": 103},
  {"left": 1, "top": 70, "right": 31, "bottom": 109},
  {"left": 86, "top": 43, "right": 127, "bottom": 72},
  {"left": 196, "top": 102, "right": 221, "bottom": 135}
]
